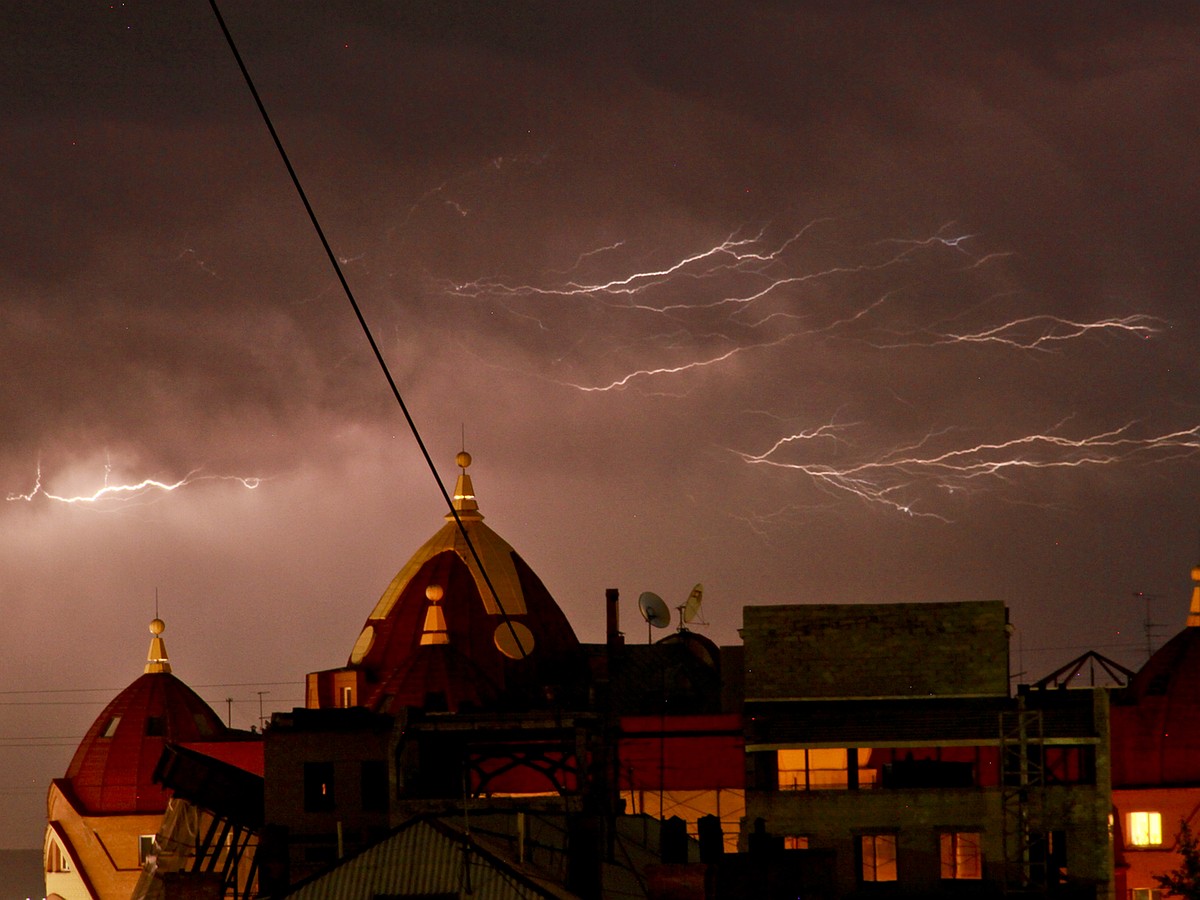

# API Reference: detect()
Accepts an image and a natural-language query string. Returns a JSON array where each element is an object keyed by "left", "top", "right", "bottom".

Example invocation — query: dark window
[
  {"left": 138, "top": 835, "right": 157, "bottom": 864},
  {"left": 361, "top": 760, "right": 388, "bottom": 812},
  {"left": 145, "top": 716, "right": 166, "bottom": 737},
  {"left": 304, "top": 762, "right": 336, "bottom": 812},
  {"left": 1043, "top": 746, "right": 1096, "bottom": 785},
  {"left": 303, "top": 844, "right": 337, "bottom": 864}
]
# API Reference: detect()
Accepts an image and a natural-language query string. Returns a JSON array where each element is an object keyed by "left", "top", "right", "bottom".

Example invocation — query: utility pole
[{"left": 257, "top": 690, "right": 269, "bottom": 731}]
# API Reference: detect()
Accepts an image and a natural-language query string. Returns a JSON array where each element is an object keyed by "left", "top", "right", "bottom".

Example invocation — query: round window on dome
[
  {"left": 349, "top": 625, "right": 376, "bottom": 664},
  {"left": 494, "top": 621, "right": 535, "bottom": 659}
]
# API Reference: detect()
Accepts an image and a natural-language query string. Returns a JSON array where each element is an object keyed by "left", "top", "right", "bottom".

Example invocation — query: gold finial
[
  {"left": 145, "top": 618, "right": 171, "bottom": 674},
  {"left": 421, "top": 583, "right": 450, "bottom": 645},
  {"left": 450, "top": 450, "right": 480, "bottom": 517}
]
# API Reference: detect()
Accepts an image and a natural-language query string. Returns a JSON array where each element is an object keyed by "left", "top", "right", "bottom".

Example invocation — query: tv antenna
[
  {"left": 677, "top": 583, "right": 705, "bottom": 631},
  {"left": 638, "top": 591, "right": 671, "bottom": 644},
  {"left": 1133, "top": 591, "right": 1165, "bottom": 663}
]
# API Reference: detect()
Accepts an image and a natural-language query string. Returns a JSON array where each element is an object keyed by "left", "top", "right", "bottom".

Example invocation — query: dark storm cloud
[{"left": 0, "top": 0, "right": 1198, "bottom": 849}]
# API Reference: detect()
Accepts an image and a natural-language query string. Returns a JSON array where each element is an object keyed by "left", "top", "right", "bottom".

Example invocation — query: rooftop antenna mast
[{"left": 1133, "top": 591, "right": 1164, "bottom": 664}]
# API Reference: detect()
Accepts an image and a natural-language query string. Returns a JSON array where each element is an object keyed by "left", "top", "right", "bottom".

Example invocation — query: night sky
[{"left": 2, "top": 2, "right": 1198, "bottom": 848}]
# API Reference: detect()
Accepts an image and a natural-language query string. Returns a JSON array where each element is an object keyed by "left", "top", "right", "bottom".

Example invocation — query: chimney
[{"left": 606, "top": 588, "right": 624, "bottom": 647}]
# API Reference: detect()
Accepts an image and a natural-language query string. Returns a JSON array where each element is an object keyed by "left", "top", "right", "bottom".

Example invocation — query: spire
[
  {"left": 145, "top": 618, "right": 171, "bottom": 674},
  {"left": 1188, "top": 565, "right": 1200, "bottom": 628},
  {"left": 448, "top": 450, "right": 482, "bottom": 521}
]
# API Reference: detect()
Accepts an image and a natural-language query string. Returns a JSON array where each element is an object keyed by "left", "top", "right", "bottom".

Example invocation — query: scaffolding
[{"left": 1001, "top": 695, "right": 1047, "bottom": 895}]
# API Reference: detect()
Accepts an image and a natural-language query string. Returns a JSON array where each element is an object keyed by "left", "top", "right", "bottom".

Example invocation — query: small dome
[
  {"left": 1112, "top": 566, "right": 1200, "bottom": 786},
  {"left": 64, "top": 671, "right": 226, "bottom": 814}
]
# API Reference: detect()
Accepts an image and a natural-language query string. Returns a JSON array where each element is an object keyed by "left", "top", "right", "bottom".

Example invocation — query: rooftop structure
[
  {"left": 308, "top": 452, "right": 585, "bottom": 714},
  {"left": 46, "top": 619, "right": 229, "bottom": 900}
]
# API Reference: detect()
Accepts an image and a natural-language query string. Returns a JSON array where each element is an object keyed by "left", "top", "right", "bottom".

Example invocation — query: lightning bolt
[
  {"left": 442, "top": 223, "right": 1160, "bottom": 392},
  {"left": 877, "top": 314, "right": 1162, "bottom": 351},
  {"left": 7, "top": 464, "right": 262, "bottom": 505},
  {"left": 429, "top": 209, "right": 1186, "bottom": 521},
  {"left": 734, "top": 423, "right": 1200, "bottom": 518}
]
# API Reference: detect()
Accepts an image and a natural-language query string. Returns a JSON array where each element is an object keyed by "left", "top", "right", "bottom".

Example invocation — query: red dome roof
[
  {"left": 1108, "top": 571, "right": 1200, "bottom": 787},
  {"left": 346, "top": 458, "right": 584, "bottom": 713},
  {"left": 1112, "top": 618, "right": 1200, "bottom": 786},
  {"left": 63, "top": 629, "right": 227, "bottom": 814}
]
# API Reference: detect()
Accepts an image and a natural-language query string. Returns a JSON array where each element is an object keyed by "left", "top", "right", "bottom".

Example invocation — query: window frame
[
  {"left": 1127, "top": 811, "right": 1163, "bottom": 848},
  {"left": 858, "top": 831, "right": 899, "bottom": 883},
  {"left": 777, "top": 747, "right": 874, "bottom": 791},
  {"left": 938, "top": 829, "right": 983, "bottom": 880},
  {"left": 138, "top": 834, "right": 157, "bottom": 864}
]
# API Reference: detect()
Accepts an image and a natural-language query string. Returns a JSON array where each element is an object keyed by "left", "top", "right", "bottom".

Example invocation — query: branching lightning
[
  {"left": 7, "top": 464, "right": 262, "bottom": 506},
  {"left": 430, "top": 212, "right": 1185, "bottom": 520},
  {"left": 442, "top": 223, "right": 1162, "bottom": 390},
  {"left": 734, "top": 423, "right": 1200, "bottom": 518}
]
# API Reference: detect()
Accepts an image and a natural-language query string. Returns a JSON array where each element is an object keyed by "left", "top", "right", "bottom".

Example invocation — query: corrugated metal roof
[
  {"left": 282, "top": 817, "right": 576, "bottom": 899},
  {"left": 279, "top": 810, "right": 677, "bottom": 899}
]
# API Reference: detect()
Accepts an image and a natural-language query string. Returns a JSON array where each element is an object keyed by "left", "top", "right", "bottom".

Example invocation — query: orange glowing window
[
  {"left": 939, "top": 831, "right": 982, "bottom": 879},
  {"left": 1128, "top": 812, "right": 1163, "bottom": 847},
  {"left": 778, "top": 748, "right": 866, "bottom": 790},
  {"left": 784, "top": 835, "right": 810, "bottom": 850},
  {"left": 860, "top": 833, "right": 898, "bottom": 882}
]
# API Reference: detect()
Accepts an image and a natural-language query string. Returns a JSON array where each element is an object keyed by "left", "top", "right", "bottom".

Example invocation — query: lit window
[
  {"left": 340, "top": 685, "right": 354, "bottom": 707},
  {"left": 784, "top": 835, "right": 809, "bottom": 850},
  {"left": 101, "top": 716, "right": 121, "bottom": 738},
  {"left": 1132, "top": 890, "right": 1163, "bottom": 900},
  {"left": 940, "top": 831, "right": 982, "bottom": 879},
  {"left": 809, "top": 748, "right": 849, "bottom": 789},
  {"left": 777, "top": 748, "right": 852, "bottom": 790},
  {"left": 138, "top": 834, "right": 157, "bottom": 864},
  {"left": 1128, "top": 812, "right": 1163, "bottom": 847},
  {"left": 860, "top": 833, "right": 898, "bottom": 882}
]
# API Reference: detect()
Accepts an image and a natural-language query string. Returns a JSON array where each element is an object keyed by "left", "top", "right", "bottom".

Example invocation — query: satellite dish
[
  {"left": 638, "top": 591, "right": 671, "bottom": 629},
  {"left": 683, "top": 583, "right": 704, "bottom": 624}
]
